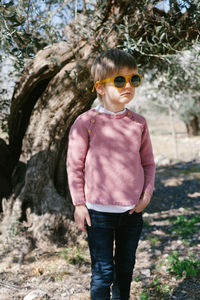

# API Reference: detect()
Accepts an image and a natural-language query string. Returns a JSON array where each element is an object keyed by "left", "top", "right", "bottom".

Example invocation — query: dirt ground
[{"left": 0, "top": 115, "right": 200, "bottom": 300}]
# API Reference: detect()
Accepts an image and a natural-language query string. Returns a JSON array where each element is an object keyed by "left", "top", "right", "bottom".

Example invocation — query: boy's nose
[{"left": 125, "top": 80, "right": 132, "bottom": 88}]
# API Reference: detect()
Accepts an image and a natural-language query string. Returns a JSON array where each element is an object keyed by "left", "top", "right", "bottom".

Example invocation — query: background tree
[
  {"left": 0, "top": 0, "right": 200, "bottom": 249},
  {"left": 133, "top": 42, "right": 200, "bottom": 158},
  {"left": 151, "top": 43, "right": 200, "bottom": 136}
]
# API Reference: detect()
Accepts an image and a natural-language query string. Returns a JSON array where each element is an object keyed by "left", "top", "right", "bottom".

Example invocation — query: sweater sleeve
[
  {"left": 140, "top": 120, "right": 156, "bottom": 196},
  {"left": 66, "top": 116, "right": 89, "bottom": 206}
]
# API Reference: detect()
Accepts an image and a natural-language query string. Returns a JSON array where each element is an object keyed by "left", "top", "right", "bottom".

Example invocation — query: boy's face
[{"left": 96, "top": 67, "right": 137, "bottom": 112}]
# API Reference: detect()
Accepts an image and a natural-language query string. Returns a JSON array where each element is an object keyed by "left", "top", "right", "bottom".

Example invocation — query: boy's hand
[
  {"left": 129, "top": 192, "right": 151, "bottom": 214},
  {"left": 74, "top": 204, "right": 91, "bottom": 232}
]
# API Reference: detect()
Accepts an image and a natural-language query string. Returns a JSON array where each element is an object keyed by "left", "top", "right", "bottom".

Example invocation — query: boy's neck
[{"left": 102, "top": 103, "right": 125, "bottom": 113}]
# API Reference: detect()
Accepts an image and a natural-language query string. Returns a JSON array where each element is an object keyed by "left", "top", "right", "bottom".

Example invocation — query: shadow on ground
[
  {"left": 135, "top": 160, "right": 200, "bottom": 299},
  {"left": 148, "top": 160, "right": 200, "bottom": 213}
]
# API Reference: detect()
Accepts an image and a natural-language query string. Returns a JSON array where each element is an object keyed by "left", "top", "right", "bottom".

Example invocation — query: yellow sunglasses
[{"left": 92, "top": 74, "right": 142, "bottom": 92}]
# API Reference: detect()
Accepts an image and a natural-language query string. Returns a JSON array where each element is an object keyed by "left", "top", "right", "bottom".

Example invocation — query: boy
[{"left": 67, "top": 49, "right": 155, "bottom": 300}]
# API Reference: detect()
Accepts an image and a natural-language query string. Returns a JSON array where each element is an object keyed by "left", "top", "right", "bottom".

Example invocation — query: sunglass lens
[
  {"left": 114, "top": 76, "right": 126, "bottom": 88},
  {"left": 131, "top": 75, "right": 141, "bottom": 87}
]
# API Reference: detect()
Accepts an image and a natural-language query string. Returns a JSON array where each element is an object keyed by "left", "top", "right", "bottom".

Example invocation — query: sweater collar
[
  {"left": 95, "top": 105, "right": 126, "bottom": 115},
  {"left": 93, "top": 106, "right": 129, "bottom": 119}
]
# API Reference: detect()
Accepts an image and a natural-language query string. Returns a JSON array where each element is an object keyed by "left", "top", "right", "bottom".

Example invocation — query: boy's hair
[{"left": 91, "top": 48, "right": 137, "bottom": 84}]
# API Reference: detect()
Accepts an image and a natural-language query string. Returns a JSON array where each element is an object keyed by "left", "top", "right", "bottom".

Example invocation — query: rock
[
  {"left": 23, "top": 289, "right": 49, "bottom": 300},
  {"left": 155, "top": 250, "right": 162, "bottom": 256},
  {"left": 61, "top": 293, "right": 68, "bottom": 297},
  {"left": 141, "top": 268, "right": 151, "bottom": 277},
  {"left": 0, "top": 289, "right": 10, "bottom": 300}
]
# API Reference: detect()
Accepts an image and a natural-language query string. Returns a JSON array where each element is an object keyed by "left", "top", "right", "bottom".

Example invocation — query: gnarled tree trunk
[{"left": 2, "top": 41, "right": 98, "bottom": 249}]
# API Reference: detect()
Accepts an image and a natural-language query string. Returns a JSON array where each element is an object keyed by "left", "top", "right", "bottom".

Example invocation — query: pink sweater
[{"left": 67, "top": 108, "right": 155, "bottom": 206}]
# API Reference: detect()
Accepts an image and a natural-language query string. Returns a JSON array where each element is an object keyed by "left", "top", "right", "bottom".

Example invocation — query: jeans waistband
[{"left": 88, "top": 209, "right": 138, "bottom": 216}]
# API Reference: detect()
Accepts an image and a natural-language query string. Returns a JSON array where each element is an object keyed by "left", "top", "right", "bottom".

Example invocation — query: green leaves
[
  {"left": 0, "top": 1, "right": 38, "bottom": 67},
  {"left": 0, "top": 0, "right": 72, "bottom": 68},
  {"left": 169, "top": 214, "right": 200, "bottom": 243},
  {"left": 167, "top": 251, "right": 200, "bottom": 278}
]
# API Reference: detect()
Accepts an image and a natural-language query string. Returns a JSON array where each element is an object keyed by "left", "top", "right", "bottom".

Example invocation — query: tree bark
[
  {"left": 186, "top": 115, "right": 200, "bottom": 136},
  {"left": 2, "top": 40, "right": 97, "bottom": 249},
  {"left": 168, "top": 105, "right": 178, "bottom": 160},
  {"left": 0, "top": 138, "right": 13, "bottom": 208}
]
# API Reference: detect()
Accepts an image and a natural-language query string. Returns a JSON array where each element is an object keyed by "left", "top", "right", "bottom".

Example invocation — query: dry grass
[{"left": 147, "top": 114, "right": 200, "bottom": 161}]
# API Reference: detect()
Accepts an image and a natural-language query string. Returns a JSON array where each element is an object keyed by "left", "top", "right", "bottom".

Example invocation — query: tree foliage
[
  {"left": 84, "top": 0, "right": 200, "bottom": 67},
  {"left": 1, "top": 0, "right": 200, "bottom": 66},
  {"left": 0, "top": 0, "right": 78, "bottom": 64},
  {"left": 145, "top": 42, "right": 200, "bottom": 135},
  {"left": 0, "top": 0, "right": 86, "bottom": 131}
]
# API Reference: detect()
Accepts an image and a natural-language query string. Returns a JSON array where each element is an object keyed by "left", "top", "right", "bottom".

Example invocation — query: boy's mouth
[{"left": 121, "top": 92, "right": 132, "bottom": 96}]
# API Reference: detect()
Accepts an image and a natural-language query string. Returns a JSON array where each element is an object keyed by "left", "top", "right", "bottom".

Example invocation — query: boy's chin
[{"left": 121, "top": 97, "right": 133, "bottom": 103}]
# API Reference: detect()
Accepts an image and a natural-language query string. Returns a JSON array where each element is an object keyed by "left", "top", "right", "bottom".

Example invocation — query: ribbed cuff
[{"left": 73, "top": 200, "right": 86, "bottom": 206}]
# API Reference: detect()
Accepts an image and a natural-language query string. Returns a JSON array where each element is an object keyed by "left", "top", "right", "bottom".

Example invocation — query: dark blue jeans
[{"left": 87, "top": 209, "right": 143, "bottom": 300}]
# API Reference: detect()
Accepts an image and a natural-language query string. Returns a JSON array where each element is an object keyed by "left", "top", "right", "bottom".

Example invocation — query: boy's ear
[{"left": 95, "top": 83, "right": 105, "bottom": 95}]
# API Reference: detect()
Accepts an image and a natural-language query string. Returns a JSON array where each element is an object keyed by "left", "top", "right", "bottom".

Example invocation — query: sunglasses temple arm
[{"left": 91, "top": 78, "right": 109, "bottom": 92}]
